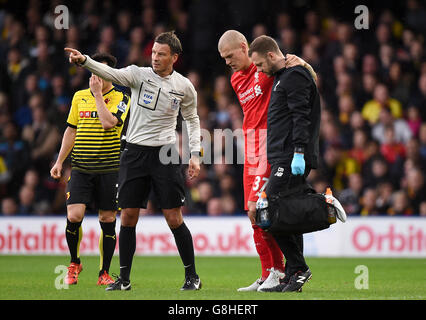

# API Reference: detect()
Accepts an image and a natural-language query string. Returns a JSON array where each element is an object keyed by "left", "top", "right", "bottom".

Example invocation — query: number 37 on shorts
[{"left": 252, "top": 176, "right": 269, "bottom": 196}]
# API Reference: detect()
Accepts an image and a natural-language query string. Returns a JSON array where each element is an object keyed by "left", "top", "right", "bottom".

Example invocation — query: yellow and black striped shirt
[{"left": 67, "top": 87, "right": 130, "bottom": 173}]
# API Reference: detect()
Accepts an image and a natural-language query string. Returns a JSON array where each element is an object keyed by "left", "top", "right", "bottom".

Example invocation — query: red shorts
[{"left": 243, "top": 160, "right": 271, "bottom": 211}]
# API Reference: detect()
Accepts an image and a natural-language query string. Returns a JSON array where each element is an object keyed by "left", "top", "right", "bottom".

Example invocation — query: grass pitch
[{"left": 0, "top": 255, "right": 425, "bottom": 300}]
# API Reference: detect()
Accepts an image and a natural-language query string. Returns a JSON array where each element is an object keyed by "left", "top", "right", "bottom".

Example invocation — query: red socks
[
  {"left": 252, "top": 224, "right": 285, "bottom": 279},
  {"left": 261, "top": 228, "right": 285, "bottom": 273}
]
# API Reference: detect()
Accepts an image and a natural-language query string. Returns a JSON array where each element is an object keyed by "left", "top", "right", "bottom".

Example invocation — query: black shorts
[
  {"left": 117, "top": 143, "right": 185, "bottom": 210},
  {"left": 66, "top": 169, "right": 118, "bottom": 211}
]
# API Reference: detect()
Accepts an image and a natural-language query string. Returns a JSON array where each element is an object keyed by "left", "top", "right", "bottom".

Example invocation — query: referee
[
  {"left": 50, "top": 52, "right": 130, "bottom": 286},
  {"left": 248, "top": 35, "right": 321, "bottom": 292},
  {"left": 65, "top": 31, "right": 202, "bottom": 291}
]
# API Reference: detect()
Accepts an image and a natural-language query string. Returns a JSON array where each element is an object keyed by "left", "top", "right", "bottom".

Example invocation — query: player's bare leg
[{"left": 163, "top": 207, "right": 201, "bottom": 290}]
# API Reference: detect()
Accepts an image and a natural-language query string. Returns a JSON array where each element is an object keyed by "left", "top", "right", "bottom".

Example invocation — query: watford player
[
  {"left": 218, "top": 30, "right": 316, "bottom": 292},
  {"left": 50, "top": 53, "right": 129, "bottom": 286}
]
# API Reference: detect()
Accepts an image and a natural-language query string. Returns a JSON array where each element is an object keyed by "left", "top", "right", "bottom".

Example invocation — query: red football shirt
[{"left": 230, "top": 63, "right": 274, "bottom": 166}]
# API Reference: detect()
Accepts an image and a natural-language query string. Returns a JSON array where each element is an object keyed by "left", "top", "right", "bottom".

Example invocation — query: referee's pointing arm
[{"left": 64, "top": 47, "right": 137, "bottom": 88}]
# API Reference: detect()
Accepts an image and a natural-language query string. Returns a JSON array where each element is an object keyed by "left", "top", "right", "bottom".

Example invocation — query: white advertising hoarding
[{"left": 0, "top": 216, "right": 425, "bottom": 257}]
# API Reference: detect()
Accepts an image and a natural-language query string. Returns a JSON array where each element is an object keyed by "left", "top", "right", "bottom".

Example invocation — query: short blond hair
[{"left": 218, "top": 30, "right": 248, "bottom": 51}]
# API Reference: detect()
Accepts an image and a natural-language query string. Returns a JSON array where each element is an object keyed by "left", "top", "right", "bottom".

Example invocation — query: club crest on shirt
[{"left": 254, "top": 71, "right": 259, "bottom": 83}]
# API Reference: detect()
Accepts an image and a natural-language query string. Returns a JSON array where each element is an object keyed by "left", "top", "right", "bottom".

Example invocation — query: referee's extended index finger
[{"left": 64, "top": 47, "right": 79, "bottom": 54}]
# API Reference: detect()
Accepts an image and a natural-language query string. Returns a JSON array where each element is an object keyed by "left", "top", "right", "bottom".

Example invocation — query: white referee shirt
[{"left": 82, "top": 56, "right": 201, "bottom": 154}]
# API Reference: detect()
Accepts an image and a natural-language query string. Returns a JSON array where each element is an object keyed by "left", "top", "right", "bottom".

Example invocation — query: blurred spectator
[
  {"left": 301, "top": 42, "right": 320, "bottom": 70},
  {"left": 22, "top": 105, "right": 61, "bottom": 175},
  {"left": 409, "top": 40, "right": 424, "bottom": 68},
  {"left": 324, "top": 22, "right": 354, "bottom": 63},
  {"left": 342, "top": 43, "right": 359, "bottom": 76},
  {"left": 1, "top": 197, "right": 18, "bottom": 216},
  {"left": 391, "top": 138, "right": 424, "bottom": 183},
  {"left": 387, "top": 61, "right": 411, "bottom": 106},
  {"left": 335, "top": 73, "right": 355, "bottom": 110},
  {"left": 337, "top": 94, "right": 356, "bottom": 129},
  {"left": 18, "top": 184, "right": 35, "bottom": 214},
  {"left": 207, "top": 197, "right": 223, "bottom": 216},
  {"left": 320, "top": 142, "right": 359, "bottom": 192},
  {"left": 301, "top": 10, "right": 321, "bottom": 42},
  {"left": 349, "top": 110, "right": 370, "bottom": 133},
  {"left": 363, "top": 155, "right": 391, "bottom": 188},
  {"left": 338, "top": 172, "right": 363, "bottom": 215},
  {"left": 362, "top": 83, "right": 402, "bottom": 125},
  {"left": 320, "top": 118, "right": 343, "bottom": 152},
  {"left": 360, "top": 188, "right": 380, "bottom": 216},
  {"left": 358, "top": 73, "right": 378, "bottom": 106},
  {"left": 405, "top": 0, "right": 426, "bottom": 33},
  {"left": 348, "top": 128, "right": 369, "bottom": 166},
  {"left": 372, "top": 107, "right": 412, "bottom": 144},
  {"left": 17, "top": 72, "right": 39, "bottom": 112},
  {"left": 419, "top": 123, "right": 426, "bottom": 160},
  {"left": 406, "top": 106, "right": 422, "bottom": 138},
  {"left": 376, "top": 181, "right": 394, "bottom": 213},
  {"left": 21, "top": 168, "right": 49, "bottom": 210},
  {"left": 380, "top": 125, "right": 406, "bottom": 164},
  {"left": 387, "top": 190, "right": 414, "bottom": 216},
  {"left": 65, "top": 25, "right": 81, "bottom": 49},
  {"left": 311, "top": 178, "right": 328, "bottom": 194},
  {"left": 190, "top": 180, "right": 214, "bottom": 213},
  {"left": 420, "top": 201, "right": 426, "bottom": 216},
  {"left": 219, "top": 173, "right": 236, "bottom": 195},
  {"left": 0, "top": 121, "right": 30, "bottom": 195},
  {"left": 409, "top": 74, "right": 426, "bottom": 120},
  {"left": 221, "top": 194, "right": 238, "bottom": 215},
  {"left": 252, "top": 24, "right": 268, "bottom": 40},
  {"left": 404, "top": 167, "right": 426, "bottom": 213},
  {"left": 0, "top": 155, "right": 11, "bottom": 197},
  {"left": 7, "top": 46, "right": 30, "bottom": 103},
  {"left": 279, "top": 28, "right": 298, "bottom": 53},
  {"left": 362, "top": 54, "right": 379, "bottom": 76}
]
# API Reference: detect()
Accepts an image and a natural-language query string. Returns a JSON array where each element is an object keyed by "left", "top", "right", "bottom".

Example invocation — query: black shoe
[
  {"left": 181, "top": 275, "right": 202, "bottom": 291},
  {"left": 282, "top": 269, "right": 312, "bottom": 292},
  {"left": 105, "top": 276, "right": 131, "bottom": 291}
]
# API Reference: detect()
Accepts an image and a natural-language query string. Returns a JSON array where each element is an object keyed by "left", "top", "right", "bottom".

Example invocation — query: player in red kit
[{"left": 218, "top": 30, "right": 316, "bottom": 291}]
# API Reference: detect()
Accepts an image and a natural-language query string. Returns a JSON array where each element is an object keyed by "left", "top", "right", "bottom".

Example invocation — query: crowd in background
[{"left": 0, "top": 0, "right": 425, "bottom": 217}]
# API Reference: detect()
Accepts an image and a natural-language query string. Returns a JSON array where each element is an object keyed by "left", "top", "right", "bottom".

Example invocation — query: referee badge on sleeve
[{"left": 170, "top": 97, "right": 181, "bottom": 110}]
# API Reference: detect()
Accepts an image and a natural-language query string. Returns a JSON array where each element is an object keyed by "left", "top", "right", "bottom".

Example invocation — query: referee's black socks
[
  {"left": 119, "top": 225, "right": 136, "bottom": 282},
  {"left": 99, "top": 220, "right": 117, "bottom": 276},
  {"left": 171, "top": 222, "right": 197, "bottom": 278},
  {"left": 66, "top": 219, "right": 83, "bottom": 265}
]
